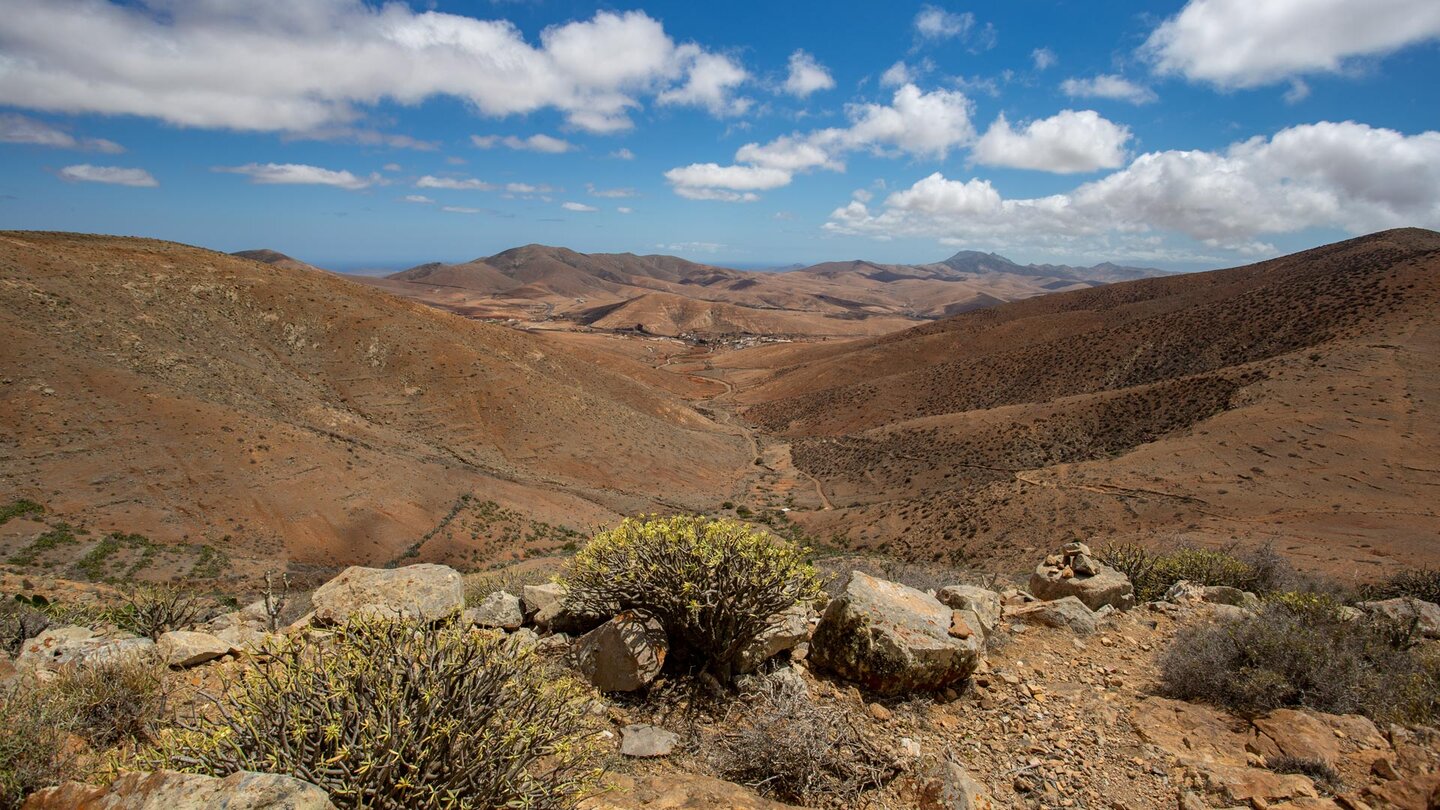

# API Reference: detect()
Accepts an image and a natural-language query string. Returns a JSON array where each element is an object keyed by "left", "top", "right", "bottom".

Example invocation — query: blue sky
[{"left": 1, "top": 0, "right": 1438, "bottom": 271}]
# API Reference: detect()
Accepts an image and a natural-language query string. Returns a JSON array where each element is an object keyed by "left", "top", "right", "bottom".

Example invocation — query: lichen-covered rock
[
  {"left": 467, "top": 591, "right": 524, "bottom": 630},
  {"left": 311, "top": 564, "right": 463, "bottom": 624},
  {"left": 1007, "top": 596, "right": 1098, "bottom": 635},
  {"left": 21, "top": 770, "right": 336, "bottom": 809},
  {"left": 1165, "top": 580, "right": 1261, "bottom": 611},
  {"left": 916, "top": 760, "right": 996, "bottom": 810},
  {"left": 620, "top": 724, "right": 678, "bottom": 757},
  {"left": 936, "top": 586, "right": 1001, "bottom": 637},
  {"left": 809, "top": 571, "right": 982, "bottom": 695},
  {"left": 1029, "top": 545, "right": 1134, "bottom": 612},
  {"left": 735, "top": 603, "right": 812, "bottom": 674},
  {"left": 569, "top": 610, "right": 667, "bottom": 692},
  {"left": 157, "top": 630, "right": 232, "bottom": 668},
  {"left": 16, "top": 626, "right": 157, "bottom": 671},
  {"left": 1357, "top": 596, "right": 1440, "bottom": 639},
  {"left": 578, "top": 773, "right": 800, "bottom": 809}
]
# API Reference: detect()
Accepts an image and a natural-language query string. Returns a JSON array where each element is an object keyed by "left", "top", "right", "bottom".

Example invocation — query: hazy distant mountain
[
  {"left": 355, "top": 243, "right": 1175, "bottom": 337},
  {"left": 230, "top": 248, "right": 325, "bottom": 274}
]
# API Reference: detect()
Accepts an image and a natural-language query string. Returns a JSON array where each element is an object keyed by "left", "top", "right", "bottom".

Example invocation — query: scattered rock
[
  {"left": 620, "top": 724, "right": 678, "bottom": 757},
  {"left": 468, "top": 591, "right": 524, "bottom": 630},
  {"left": 736, "top": 603, "right": 811, "bottom": 673},
  {"left": 936, "top": 586, "right": 1001, "bottom": 636},
  {"left": 521, "top": 582, "right": 566, "bottom": 617},
  {"left": 809, "top": 571, "right": 982, "bottom": 695},
  {"left": 156, "top": 630, "right": 232, "bottom": 668},
  {"left": 1356, "top": 597, "right": 1440, "bottom": 639},
  {"left": 1006, "top": 596, "right": 1098, "bottom": 635},
  {"left": 569, "top": 610, "right": 667, "bottom": 692},
  {"left": 507, "top": 627, "right": 540, "bottom": 648},
  {"left": 1030, "top": 544, "right": 1135, "bottom": 611},
  {"left": 311, "top": 564, "right": 463, "bottom": 623},
  {"left": 578, "top": 773, "right": 800, "bottom": 809},
  {"left": 1165, "top": 581, "right": 1261, "bottom": 611},
  {"left": 917, "top": 760, "right": 996, "bottom": 810},
  {"left": 528, "top": 583, "right": 608, "bottom": 634},
  {"left": 21, "top": 770, "right": 336, "bottom": 809}
]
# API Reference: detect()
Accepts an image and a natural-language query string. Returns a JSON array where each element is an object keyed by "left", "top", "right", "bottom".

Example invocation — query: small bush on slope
[
  {"left": 0, "top": 685, "right": 78, "bottom": 810},
  {"left": 712, "top": 672, "right": 895, "bottom": 806},
  {"left": 115, "top": 585, "right": 206, "bottom": 641},
  {"left": 1100, "top": 543, "right": 1305, "bottom": 602},
  {"left": 157, "top": 616, "right": 601, "bottom": 810},
  {"left": 48, "top": 658, "right": 169, "bottom": 748},
  {"left": 1361, "top": 566, "right": 1440, "bottom": 606},
  {"left": 565, "top": 515, "right": 823, "bottom": 681},
  {"left": 1160, "top": 599, "right": 1440, "bottom": 723}
]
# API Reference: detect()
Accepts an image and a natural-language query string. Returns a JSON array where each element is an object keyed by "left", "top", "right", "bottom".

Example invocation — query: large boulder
[
  {"left": 809, "top": 571, "right": 982, "bottom": 696},
  {"left": 1028, "top": 542, "right": 1134, "bottom": 611},
  {"left": 311, "top": 564, "right": 463, "bottom": 624},
  {"left": 1357, "top": 597, "right": 1440, "bottom": 639},
  {"left": 22, "top": 770, "right": 335, "bottom": 809},
  {"left": 16, "top": 626, "right": 157, "bottom": 671},
  {"left": 1006, "top": 596, "right": 1098, "bottom": 635},
  {"left": 156, "top": 630, "right": 232, "bottom": 668},
  {"left": 569, "top": 610, "right": 667, "bottom": 692},
  {"left": 467, "top": 591, "right": 524, "bottom": 630},
  {"left": 735, "top": 603, "right": 812, "bottom": 674}
]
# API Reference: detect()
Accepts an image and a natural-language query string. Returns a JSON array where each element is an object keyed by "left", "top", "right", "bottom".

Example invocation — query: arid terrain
[
  {"left": 339, "top": 244, "right": 1163, "bottom": 340},
  {"left": 1, "top": 229, "right": 1437, "bottom": 587}
]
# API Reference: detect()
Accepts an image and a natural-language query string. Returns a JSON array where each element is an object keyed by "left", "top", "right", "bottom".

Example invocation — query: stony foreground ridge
[{"left": 7, "top": 546, "right": 1438, "bottom": 810}]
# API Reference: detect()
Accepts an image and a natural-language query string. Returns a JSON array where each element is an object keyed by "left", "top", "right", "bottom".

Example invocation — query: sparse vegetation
[
  {"left": 47, "top": 658, "right": 168, "bottom": 748},
  {"left": 159, "top": 616, "right": 601, "bottom": 810},
  {"left": 566, "top": 515, "right": 823, "bottom": 680},
  {"left": 1265, "top": 755, "right": 1341, "bottom": 792},
  {"left": 1361, "top": 566, "right": 1440, "bottom": 605},
  {"left": 713, "top": 672, "right": 896, "bottom": 806},
  {"left": 0, "top": 685, "right": 78, "bottom": 810},
  {"left": 0, "top": 599, "right": 50, "bottom": 656},
  {"left": 0, "top": 500, "right": 43, "bottom": 527},
  {"left": 1098, "top": 542, "right": 1303, "bottom": 602},
  {"left": 7, "top": 523, "right": 78, "bottom": 567},
  {"left": 115, "top": 585, "right": 205, "bottom": 641},
  {"left": 1160, "top": 598, "right": 1440, "bottom": 723}
]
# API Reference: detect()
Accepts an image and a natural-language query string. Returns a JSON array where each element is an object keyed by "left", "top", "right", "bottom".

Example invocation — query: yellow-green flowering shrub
[
  {"left": 565, "top": 515, "right": 823, "bottom": 680},
  {"left": 156, "top": 616, "right": 602, "bottom": 810}
]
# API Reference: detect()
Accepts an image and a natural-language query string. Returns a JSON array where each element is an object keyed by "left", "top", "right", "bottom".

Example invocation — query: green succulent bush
[
  {"left": 565, "top": 515, "right": 823, "bottom": 680},
  {"left": 157, "top": 616, "right": 601, "bottom": 810}
]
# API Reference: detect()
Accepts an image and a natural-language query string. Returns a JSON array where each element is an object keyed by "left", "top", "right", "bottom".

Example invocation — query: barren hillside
[
  {"left": 0, "top": 232, "right": 748, "bottom": 570},
  {"left": 735, "top": 229, "right": 1440, "bottom": 576}
]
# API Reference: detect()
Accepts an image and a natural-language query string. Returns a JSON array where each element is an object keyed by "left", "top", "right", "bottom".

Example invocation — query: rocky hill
[
  {"left": 0, "top": 231, "right": 748, "bottom": 570},
  {"left": 734, "top": 229, "right": 1440, "bottom": 576}
]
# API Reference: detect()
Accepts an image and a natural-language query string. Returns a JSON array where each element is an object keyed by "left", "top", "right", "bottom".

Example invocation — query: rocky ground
[{"left": 6, "top": 548, "right": 1439, "bottom": 810}]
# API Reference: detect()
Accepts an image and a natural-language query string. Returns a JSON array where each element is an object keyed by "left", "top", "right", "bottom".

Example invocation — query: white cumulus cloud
[
  {"left": 914, "top": 6, "right": 974, "bottom": 39},
  {"left": 657, "top": 51, "right": 751, "bottom": 116},
  {"left": 403, "top": 194, "right": 434, "bottom": 203},
  {"left": 562, "top": 201, "right": 598, "bottom": 212},
  {"left": 1060, "top": 75, "right": 1157, "bottom": 105},
  {"left": 1144, "top": 0, "right": 1440, "bottom": 88},
  {"left": 0, "top": 3, "right": 750, "bottom": 134},
  {"left": 0, "top": 113, "right": 123, "bottom": 152},
  {"left": 664, "top": 83, "right": 974, "bottom": 201},
  {"left": 782, "top": 50, "right": 835, "bottom": 97},
  {"left": 826, "top": 121, "right": 1440, "bottom": 256},
  {"left": 973, "top": 110, "right": 1131, "bottom": 173},
  {"left": 1032, "top": 48, "right": 1057, "bottom": 71},
  {"left": 415, "top": 175, "right": 497, "bottom": 191},
  {"left": 57, "top": 164, "right": 156, "bottom": 187},
  {"left": 471, "top": 134, "right": 574, "bottom": 153},
  {"left": 216, "top": 163, "right": 379, "bottom": 190}
]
